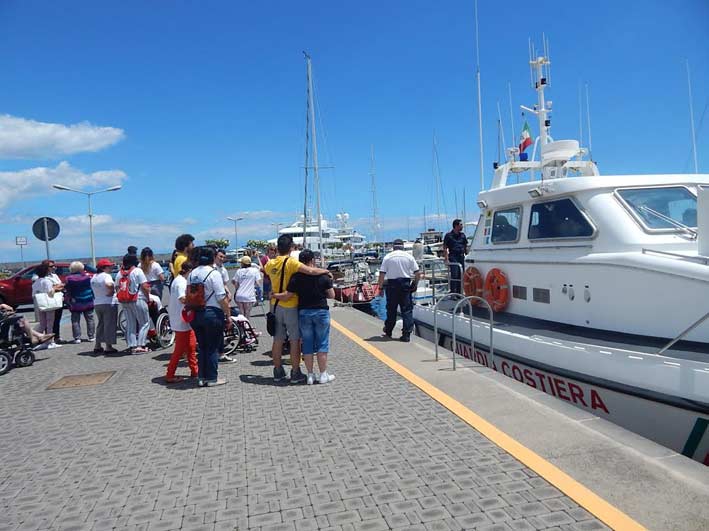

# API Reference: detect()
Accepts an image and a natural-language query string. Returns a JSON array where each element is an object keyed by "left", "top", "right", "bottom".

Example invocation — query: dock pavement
[{"left": 0, "top": 305, "right": 707, "bottom": 530}]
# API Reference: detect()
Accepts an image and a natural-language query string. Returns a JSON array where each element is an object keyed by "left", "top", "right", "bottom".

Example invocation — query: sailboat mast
[
  {"left": 370, "top": 144, "right": 379, "bottom": 245},
  {"left": 433, "top": 131, "right": 442, "bottom": 232},
  {"left": 686, "top": 59, "right": 699, "bottom": 173},
  {"left": 305, "top": 52, "right": 323, "bottom": 264},
  {"left": 303, "top": 64, "right": 311, "bottom": 251},
  {"left": 474, "top": 0, "right": 485, "bottom": 191}
]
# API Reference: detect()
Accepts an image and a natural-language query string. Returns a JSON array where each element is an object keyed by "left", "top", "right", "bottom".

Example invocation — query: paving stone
[{"left": 0, "top": 316, "right": 605, "bottom": 531}]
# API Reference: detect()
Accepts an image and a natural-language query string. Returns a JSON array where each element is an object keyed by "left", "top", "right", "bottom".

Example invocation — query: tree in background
[
  {"left": 246, "top": 239, "right": 269, "bottom": 251},
  {"left": 205, "top": 238, "right": 230, "bottom": 249}
]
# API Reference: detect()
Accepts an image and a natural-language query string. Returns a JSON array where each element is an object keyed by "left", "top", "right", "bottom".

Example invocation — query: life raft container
[
  {"left": 463, "top": 266, "right": 484, "bottom": 303},
  {"left": 483, "top": 268, "right": 510, "bottom": 312}
]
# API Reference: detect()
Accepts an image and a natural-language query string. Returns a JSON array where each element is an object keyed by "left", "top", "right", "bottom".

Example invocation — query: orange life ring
[
  {"left": 463, "top": 266, "right": 483, "bottom": 303},
  {"left": 483, "top": 268, "right": 510, "bottom": 312}
]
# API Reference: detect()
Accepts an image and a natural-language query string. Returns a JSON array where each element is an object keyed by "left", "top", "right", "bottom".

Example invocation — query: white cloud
[
  {"left": 0, "top": 161, "right": 127, "bottom": 209},
  {"left": 0, "top": 115, "right": 125, "bottom": 159}
]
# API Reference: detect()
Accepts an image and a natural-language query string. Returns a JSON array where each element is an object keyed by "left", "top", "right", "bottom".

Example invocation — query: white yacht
[
  {"left": 270, "top": 214, "right": 366, "bottom": 257},
  {"left": 414, "top": 49, "right": 709, "bottom": 465}
]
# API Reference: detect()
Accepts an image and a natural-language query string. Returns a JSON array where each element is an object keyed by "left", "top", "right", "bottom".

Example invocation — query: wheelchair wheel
[
  {"left": 118, "top": 308, "right": 127, "bottom": 336},
  {"left": 223, "top": 320, "right": 242, "bottom": 356},
  {"left": 155, "top": 312, "right": 175, "bottom": 349},
  {"left": 0, "top": 351, "right": 11, "bottom": 375},
  {"left": 16, "top": 350, "right": 35, "bottom": 368}
]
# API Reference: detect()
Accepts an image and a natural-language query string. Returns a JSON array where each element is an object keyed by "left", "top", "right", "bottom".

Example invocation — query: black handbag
[{"left": 266, "top": 257, "right": 289, "bottom": 336}]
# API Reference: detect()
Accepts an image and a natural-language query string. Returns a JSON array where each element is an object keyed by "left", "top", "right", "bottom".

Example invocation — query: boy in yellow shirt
[{"left": 266, "top": 235, "right": 329, "bottom": 383}]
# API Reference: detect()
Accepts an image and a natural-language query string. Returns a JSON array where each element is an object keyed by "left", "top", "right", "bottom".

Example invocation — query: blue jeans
[
  {"left": 299, "top": 309, "right": 330, "bottom": 355},
  {"left": 384, "top": 278, "right": 414, "bottom": 337},
  {"left": 191, "top": 307, "right": 224, "bottom": 382}
]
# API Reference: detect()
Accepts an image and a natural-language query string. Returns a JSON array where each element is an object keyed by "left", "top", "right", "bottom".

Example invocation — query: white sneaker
[
  {"left": 48, "top": 342, "right": 62, "bottom": 349},
  {"left": 307, "top": 373, "right": 315, "bottom": 386},
  {"left": 72, "top": 339, "right": 82, "bottom": 344},
  {"left": 319, "top": 372, "right": 335, "bottom": 384}
]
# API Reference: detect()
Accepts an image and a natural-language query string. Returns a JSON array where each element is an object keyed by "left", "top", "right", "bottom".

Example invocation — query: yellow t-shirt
[
  {"left": 266, "top": 255, "right": 301, "bottom": 308},
  {"left": 173, "top": 252, "right": 188, "bottom": 278}
]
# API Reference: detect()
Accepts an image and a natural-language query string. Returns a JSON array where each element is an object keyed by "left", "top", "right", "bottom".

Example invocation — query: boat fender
[
  {"left": 463, "top": 266, "right": 484, "bottom": 304},
  {"left": 483, "top": 268, "right": 510, "bottom": 312}
]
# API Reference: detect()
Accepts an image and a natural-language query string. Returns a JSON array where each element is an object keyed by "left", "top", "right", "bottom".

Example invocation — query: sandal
[
  {"left": 132, "top": 347, "right": 149, "bottom": 354},
  {"left": 165, "top": 376, "right": 186, "bottom": 384}
]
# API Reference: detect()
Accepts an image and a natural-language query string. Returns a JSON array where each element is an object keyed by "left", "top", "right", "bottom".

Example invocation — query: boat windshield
[{"left": 617, "top": 187, "right": 697, "bottom": 230}]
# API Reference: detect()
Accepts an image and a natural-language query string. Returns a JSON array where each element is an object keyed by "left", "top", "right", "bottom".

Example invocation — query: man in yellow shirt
[
  {"left": 267, "top": 234, "right": 329, "bottom": 383},
  {"left": 172, "top": 234, "right": 195, "bottom": 280}
]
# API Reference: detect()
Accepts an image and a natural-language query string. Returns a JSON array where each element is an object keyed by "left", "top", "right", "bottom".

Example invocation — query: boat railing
[
  {"left": 657, "top": 310, "right": 709, "bottom": 354},
  {"left": 451, "top": 296, "right": 494, "bottom": 371},
  {"left": 433, "top": 293, "right": 467, "bottom": 362}
]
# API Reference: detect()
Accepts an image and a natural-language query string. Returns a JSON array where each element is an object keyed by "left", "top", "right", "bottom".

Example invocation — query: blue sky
[{"left": 0, "top": 0, "right": 707, "bottom": 262}]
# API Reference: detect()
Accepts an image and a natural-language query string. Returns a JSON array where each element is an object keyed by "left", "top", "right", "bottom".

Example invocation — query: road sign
[
  {"left": 32, "top": 217, "right": 60, "bottom": 242},
  {"left": 15, "top": 236, "right": 27, "bottom": 246}
]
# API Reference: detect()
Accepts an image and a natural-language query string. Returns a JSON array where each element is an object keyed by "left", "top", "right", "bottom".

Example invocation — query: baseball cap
[
  {"left": 96, "top": 258, "right": 115, "bottom": 268},
  {"left": 240, "top": 256, "right": 252, "bottom": 266}
]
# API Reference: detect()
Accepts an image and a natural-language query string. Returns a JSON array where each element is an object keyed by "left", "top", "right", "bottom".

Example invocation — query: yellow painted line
[{"left": 331, "top": 319, "right": 645, "bottom": 531}]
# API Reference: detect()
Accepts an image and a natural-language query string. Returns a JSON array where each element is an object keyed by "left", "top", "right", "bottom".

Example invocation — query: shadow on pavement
[
  {"left": 77, "top": 349, "right": 134, "bottom": 358},
  {"left": 250, "top": 359, "right": 273, "bottom": 367},
  {"left": 365, "top": 335, "right": 394, "bottom": 343},
  {"left": 150, "top": 376, "right": 199, "bottom": 389},
  {"left": 239, "top": 374, "right": 286, "bottom": 387}
]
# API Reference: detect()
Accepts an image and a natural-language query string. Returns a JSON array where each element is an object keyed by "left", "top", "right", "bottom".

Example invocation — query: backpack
[
  {"left": 185, "top": 268, "right": 215, "bottom": 311},
  {"left": 116, "top": 267, "right": 138, "bottom": 303}
]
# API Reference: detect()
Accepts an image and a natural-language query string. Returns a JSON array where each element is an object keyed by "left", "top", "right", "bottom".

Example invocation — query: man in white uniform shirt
[{"left": 377, "top": 239, "right": 422, "bottom": 342}]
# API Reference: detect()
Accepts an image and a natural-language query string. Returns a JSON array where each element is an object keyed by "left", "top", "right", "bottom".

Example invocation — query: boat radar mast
[{"left": 490, "top": 38, "right": 599, "bottom": 191}]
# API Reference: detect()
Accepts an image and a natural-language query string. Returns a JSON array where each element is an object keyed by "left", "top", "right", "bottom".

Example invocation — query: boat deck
[
  {"left": 1, "top": 307, "right": 708, "bottom": 530},
  {"left": 449, "top": 304, "right": 709, "bottom": 363}
]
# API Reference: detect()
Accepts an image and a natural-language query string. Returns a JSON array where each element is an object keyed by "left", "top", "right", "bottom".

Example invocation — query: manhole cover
[{"left": 47, "top": 371, "right": 115, "bottom": 389}]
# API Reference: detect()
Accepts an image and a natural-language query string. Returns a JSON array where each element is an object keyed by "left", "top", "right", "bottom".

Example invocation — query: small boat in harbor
[{"left": 414, "top": 45, "right": 709, "bottom": 465}]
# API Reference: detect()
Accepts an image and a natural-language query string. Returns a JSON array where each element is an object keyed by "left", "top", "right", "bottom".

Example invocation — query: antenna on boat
[
  {"left": 497, "top": 101, "right": 507, "bottom": 157},
  {"left": 507, "top": 82, "right": 516, "bottom": 157},
  {"left": 304, "top": 51, "right": 324, "bottom": 265},
  {"left": 578, "top": 81, "right": 583, "bottom": 147},
  {"left": 474, "top": 0, "right": 485, "bottom": 192},
  {"left": 462, "top": 188, "right": 467, "bottom": 229},
  {"left": 685, "top": 59, "right": 699, "bottom": 173},
  {"left": 370, "top": 144, "right": 380, "bottom": 244},
  {"left": 522, "top": 37, "right": 551, "bottom": 148},
  {"left": 585, "top": 83, "right": 593, "bottom": 161}
]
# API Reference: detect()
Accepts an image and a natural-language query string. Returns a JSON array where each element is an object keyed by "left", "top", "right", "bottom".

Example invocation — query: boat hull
[{"left": 414, "top": 312, "right": 709, "bottom": 466}]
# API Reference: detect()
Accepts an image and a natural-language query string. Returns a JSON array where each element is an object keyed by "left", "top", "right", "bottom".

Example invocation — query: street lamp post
[
  {"left": 52, "top": 184, "right": 122, "bottom": 267},
  {"left": 226, "top": 216, "right": 244, "bottom": 254}
]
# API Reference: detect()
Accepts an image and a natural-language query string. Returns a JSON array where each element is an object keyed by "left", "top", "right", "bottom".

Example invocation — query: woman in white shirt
[
  {"left": 141, "top": 247, "right": 165, "bottom": 298},
  {"left": 90, "top": 258, "right": 118, "bottom": 354},
  {"left": 232, "top": 255, "right": 261, "bottom": 319},
  {"left": 189, "top": 246, "right": 232, "bottom": 387},
  {"left": 32, "top": 262, "right": 60, "bottom": 349},
  {"left": 118, "top": 253, "right": 152, "bottom": 353}
]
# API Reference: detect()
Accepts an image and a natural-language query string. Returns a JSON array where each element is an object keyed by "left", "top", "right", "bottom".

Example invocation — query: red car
[{"left": 0, "top": 262, "right": 96, "bottom": 308}]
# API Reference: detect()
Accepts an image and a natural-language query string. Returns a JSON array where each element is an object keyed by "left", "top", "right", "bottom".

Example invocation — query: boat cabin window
[
  {"left": 528, "top": 198, "right": 594, "bottom": 239},
  {"left": 616, "top": 187, "right": 697, "bottom": 230},
  {"left": 491, "top": 208, "right": 521, "bottom": 243}
]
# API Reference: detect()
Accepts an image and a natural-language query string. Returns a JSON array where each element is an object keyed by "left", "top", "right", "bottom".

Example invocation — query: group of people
[{"left": 30, "top": 247, "right": 167, "bottom": 354}]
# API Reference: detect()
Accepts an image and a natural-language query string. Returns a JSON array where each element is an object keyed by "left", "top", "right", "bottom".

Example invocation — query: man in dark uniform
[{"left": 443, "top": 219, "right": 468, "bottom": 294}]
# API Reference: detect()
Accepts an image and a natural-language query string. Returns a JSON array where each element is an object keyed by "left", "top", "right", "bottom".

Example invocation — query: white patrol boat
[{"left": 414, "top": 48, "right": 709, "bottom": 465}]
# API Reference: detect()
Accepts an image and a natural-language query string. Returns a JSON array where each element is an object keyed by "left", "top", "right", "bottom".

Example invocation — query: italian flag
[{"left": 519, "top": 121, "right": 532, "bottom": 153}]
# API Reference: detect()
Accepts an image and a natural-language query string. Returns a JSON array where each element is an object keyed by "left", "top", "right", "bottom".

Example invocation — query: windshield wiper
[{"left": 638, "top": 205, "right": 697, "bottom": 239}]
